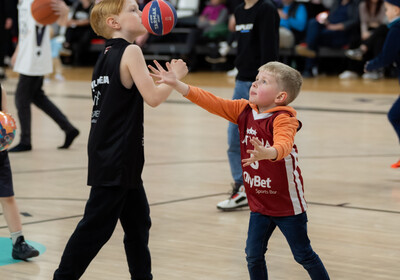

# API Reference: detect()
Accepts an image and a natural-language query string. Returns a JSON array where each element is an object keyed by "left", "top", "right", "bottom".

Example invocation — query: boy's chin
[{"left": 249, "top": 97, "right": 257, "bottom": 104}]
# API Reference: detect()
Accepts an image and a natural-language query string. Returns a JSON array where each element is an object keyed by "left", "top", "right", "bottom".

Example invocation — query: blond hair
[
  {"left": 90, "top": 0, "right": 125, "bottom": 39},
  {"left": 258, "top": 61, "right": 302, "bottom": 104}
]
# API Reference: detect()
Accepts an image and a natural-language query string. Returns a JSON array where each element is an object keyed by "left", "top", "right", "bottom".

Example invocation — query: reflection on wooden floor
[{"left": 1, "top": 66, "right": 400, "bottom": 280}]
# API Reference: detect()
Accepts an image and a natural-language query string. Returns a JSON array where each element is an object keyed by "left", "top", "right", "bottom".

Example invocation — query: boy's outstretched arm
[
  {"left": 150, "top": 60, "right": 249, "bottom": 124},
  {"left": 149, "top": 60, "right": 190, "bottom": 96}
]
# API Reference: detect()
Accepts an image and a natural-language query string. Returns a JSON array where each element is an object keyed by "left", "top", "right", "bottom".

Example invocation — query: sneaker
[
  {"left": 205, "top": 56, "right": 227, "bottom": 64},
  {"left": 345, "top": 48, "right": 363, "bottom": 61},
  {"left": 227, "top": 67, "right": 238, "bottom": 77},
  {"left": 218, "top": 41, "right": 230, "bottom": 56},
  {"left": 9, "top": 143, "right": 32, "bottom": 152},
  {"left": 58, "top": 128, "right": 80, "bottom": 149},
  {"left": 391, "top": 159, "right": 400, "bottom": 168},
  {"left": 217, "top": 184, "right": 248, "bottom": 211},
  {"left": 339, "top": 70, "right": 358, "bottom": 80},
  {"left": 311, "top": 66, "right": 319, "bottom": 77},
  {"left": 59, "top": 47, "right": 72, "bottom": 56},
  {"left": 295, "top": 44, "right": 316, "bottom": 58},
  {"left": 12, "top": 236, "right": 40, "bottom": 260},
  {"left": 54, "top": 73, "right": 65, "bottom": 82},
  {"left": 362, "top": 71, "right": 384, "bottom": 80}
]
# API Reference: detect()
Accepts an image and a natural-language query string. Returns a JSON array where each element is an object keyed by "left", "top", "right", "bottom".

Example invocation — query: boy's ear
[
  {"left": 106, "top": 16, "right": 120, "bottom": 30},
  {"left": 275, "top": 91, "right": 288, "bottom": 104}
]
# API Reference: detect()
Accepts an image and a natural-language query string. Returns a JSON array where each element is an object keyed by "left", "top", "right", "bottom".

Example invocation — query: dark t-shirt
[{"left": 234, "top": 0, "right": 279, "bottom": 81}]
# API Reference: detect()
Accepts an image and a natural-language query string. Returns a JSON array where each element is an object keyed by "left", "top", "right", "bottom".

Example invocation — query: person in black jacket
[
  {"left": 295, "top": 0, "right": 360, "bottom": 77},
  {"left": 217, "top": 0, "right": 280, "bottom": 211}
]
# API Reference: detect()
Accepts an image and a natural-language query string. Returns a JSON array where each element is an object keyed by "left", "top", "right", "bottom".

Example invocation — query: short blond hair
[
  {"left": 258, "top": 61, "right": 302, "bottom": 104},
  {"left": 90, "top": 0, "right": 125, "bottom": 39}
]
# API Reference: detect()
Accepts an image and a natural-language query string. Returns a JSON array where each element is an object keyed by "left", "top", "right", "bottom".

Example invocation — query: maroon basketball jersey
[{"left": 238, "top": 106, "right": 307, "bottom": 216}]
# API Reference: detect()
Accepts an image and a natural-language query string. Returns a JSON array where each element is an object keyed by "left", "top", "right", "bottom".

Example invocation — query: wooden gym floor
[{"left": 0, "top": 66, "right": 399, "bottom": 279}]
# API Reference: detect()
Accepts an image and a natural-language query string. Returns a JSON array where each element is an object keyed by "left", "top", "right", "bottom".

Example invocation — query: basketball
[
  {"left": 141, "top": 0, "right": 177, "bottom": 36},
  {"left": 31, "top": 0, "right": 59, "bottom": 26},
  {"left": 0, "top": 112, "right": 16, "bottom": 152}
]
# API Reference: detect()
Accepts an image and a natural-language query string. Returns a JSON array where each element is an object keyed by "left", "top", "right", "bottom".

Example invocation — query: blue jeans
[
  {"left": 305, "top": 19, "right": 349, "bottom": 51},
  {"left": 245, "top": 212, "right": 330, "bottom": 280},
  {"left": 227, "top": 80, "right": 252, "bottom": 185},
  {"left": 388, "top": 95, "right": 400, "bottom": 143}
]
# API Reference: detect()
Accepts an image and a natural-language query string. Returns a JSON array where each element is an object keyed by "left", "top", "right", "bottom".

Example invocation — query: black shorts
[{"left": 0, "top": 151, "right": 14, "bottom": 197}]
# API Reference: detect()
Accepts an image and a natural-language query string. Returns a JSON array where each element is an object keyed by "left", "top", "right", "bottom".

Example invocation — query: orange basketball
[{"left": 31, "top": 0, "right": 59, "bottom": 25}]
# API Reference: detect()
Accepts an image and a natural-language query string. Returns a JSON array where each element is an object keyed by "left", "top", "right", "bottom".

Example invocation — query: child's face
[
  {"left": 384, "top": 2, "right": 400, "bottom": 21},
  {"left": 249, "top": 71, "right": 282, "bottom": 112},
  {"left": 116, "top": 0, "right": 147, "bottom": 39}
]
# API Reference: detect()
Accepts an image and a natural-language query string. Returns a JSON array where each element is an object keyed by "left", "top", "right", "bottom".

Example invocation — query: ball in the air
[{"left": 141, "top": 0, "right": 177, "bottom": 36}]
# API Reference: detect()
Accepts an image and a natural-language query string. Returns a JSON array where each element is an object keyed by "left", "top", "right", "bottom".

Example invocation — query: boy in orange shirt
[{"left": 149, "top": 60, "right": 329, "bottom": 279}]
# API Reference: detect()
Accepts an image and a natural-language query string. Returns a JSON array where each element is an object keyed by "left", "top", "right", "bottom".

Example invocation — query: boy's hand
[
  {"left": 169, "top": 59, "right": 188, "bottom": 79},
  {"left": 148, "top": 60, "right": 179, "bottom": 87},
  {"left": 242, "top": 137, "right": 277, "bottom": 167},
  {"left": 51, "top": 0, "right": 69, "bottom": 16}
]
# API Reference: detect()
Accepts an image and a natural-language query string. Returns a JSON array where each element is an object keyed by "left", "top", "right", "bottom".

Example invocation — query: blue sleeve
[
  {"left": 287, "top": 4, "right": 307, "bottom": 32},
  {"left": 366, "top": 27, "right": 400, "bottom": 71}
]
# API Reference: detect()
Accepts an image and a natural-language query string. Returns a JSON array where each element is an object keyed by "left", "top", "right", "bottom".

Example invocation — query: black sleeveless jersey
[{"left": 87, "top": 38, "right": 144, "bottom": 188}]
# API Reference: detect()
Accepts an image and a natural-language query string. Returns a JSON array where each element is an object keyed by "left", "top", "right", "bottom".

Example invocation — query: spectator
[
  {"left": 295, "top": 0, "right": 360, "bottom": 77},
  {"left": 60, "top": 0, "right": 95, "bottom": 66},
  {"left": 278, "top": 0, "right": 308, "bottom": 49},
  {"left": 197, "top": 0, "right": 230, "bottom": 63},
  {"left": 216, "top": 0, "right": 279, "bottom": 211},
  {"left": 340, "top": 0, "right": 388, "bottom": 79}
]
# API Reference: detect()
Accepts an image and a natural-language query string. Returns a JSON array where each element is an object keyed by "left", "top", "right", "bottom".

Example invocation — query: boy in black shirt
[{"left": 53, "top": 0, "right": 188, "bottom": 279}]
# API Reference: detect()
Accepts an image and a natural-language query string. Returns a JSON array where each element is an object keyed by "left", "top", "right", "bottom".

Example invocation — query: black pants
[
  {"left": 15, "top": 75, "right": 75, "bottom": 145},
  {"left": 363, "top": 24, "right": 389, "bottom": 60},
  {"left": 346, "top": 24, "right": 389, "bottom": 74},
  {"left": 53, "top": 185, "right": 152, "bottom": 280}
]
